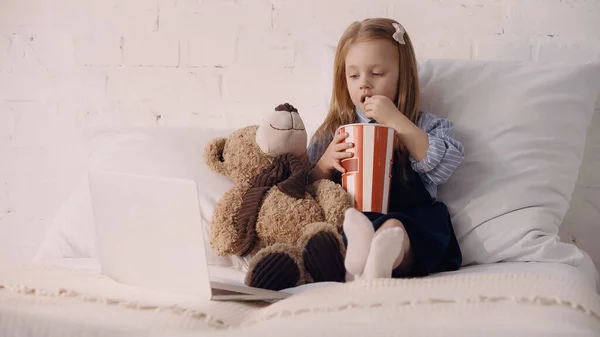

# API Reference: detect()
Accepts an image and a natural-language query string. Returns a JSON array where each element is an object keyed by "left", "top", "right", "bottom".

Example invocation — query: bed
[
  {"left": 0, "top": 259, "right": 600, "bottom": 336},
  {"left": 4, "top": 59, "right": 600, "bottom": 336},
  {"left": 1, "top": 259, "right": 599, "bottom": 336}
]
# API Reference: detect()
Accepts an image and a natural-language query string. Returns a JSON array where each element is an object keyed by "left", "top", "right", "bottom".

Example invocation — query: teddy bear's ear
[{"left": 204, "top": 137, "right": 228, "bottom": 176}]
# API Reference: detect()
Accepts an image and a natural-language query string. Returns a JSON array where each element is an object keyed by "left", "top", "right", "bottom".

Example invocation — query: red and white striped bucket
[{"left": 338, "top": 123, "right": 396, "bottom": 214}]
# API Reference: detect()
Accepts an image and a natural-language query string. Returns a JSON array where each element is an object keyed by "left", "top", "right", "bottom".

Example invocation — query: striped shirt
[{"left": 307, "top": 108, "right": 464, "bottom": 200}]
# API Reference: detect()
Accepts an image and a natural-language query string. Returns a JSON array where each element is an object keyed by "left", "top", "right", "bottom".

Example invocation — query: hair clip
[{"left": 392, "top": 22, "right": 406, "bottom": 45}]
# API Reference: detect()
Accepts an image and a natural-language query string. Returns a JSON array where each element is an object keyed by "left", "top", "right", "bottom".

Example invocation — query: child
[{"left": 307, "top": 18, "right": 464, "bottom": 281}]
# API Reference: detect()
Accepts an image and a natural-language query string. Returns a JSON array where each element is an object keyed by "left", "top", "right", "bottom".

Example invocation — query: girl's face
[{"left": 344, "top": 39, "right": 400, "bottom": 112}]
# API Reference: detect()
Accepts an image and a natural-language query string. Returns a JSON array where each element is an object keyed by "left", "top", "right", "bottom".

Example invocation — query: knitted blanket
[{"left": 1, "top": 262, "right": 599, "bottom": 336}]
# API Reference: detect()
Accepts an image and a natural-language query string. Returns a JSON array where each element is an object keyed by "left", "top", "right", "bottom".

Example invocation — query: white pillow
[
  {"left": 419, "top": 59, "right": 599, "bottom": 266},
  {"left": 35, "top": 128, "right": 237, "bottom": 267},
  {"left": 321, "top": 45, "right": 600, "bottom": 278},
  {"left": 560, "top": 106, "right": 600, "bottom": 275}
]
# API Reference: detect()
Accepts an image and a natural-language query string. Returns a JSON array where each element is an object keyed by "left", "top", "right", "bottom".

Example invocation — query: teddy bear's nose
[
  {"left": 275, "top": 103, "right": 298, "bottom": 114},
  {"left": 256, "top": 104, "right": 308, "bottom": 158},
  {"left": 270, "top": 103, "right": 304, "bottom": 131},
  {"left": 269, "top": 110, "right": 305, "bottom": 131}
]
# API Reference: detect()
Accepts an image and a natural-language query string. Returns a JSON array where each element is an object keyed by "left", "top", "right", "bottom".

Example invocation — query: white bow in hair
[{"left": 392, "top": 23, "right": 406, "bottom": 45}]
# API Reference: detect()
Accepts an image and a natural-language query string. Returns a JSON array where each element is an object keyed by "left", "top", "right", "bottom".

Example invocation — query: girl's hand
[
  {"left": 317, "top": 130, "right": 354, "bottom": 174},
  {"left": 364, "top": 95, "right": 401, "bottom": 126}
]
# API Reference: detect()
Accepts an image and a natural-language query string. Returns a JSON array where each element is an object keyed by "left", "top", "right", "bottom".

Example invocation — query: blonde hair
[{"left": 311, "top": 18, "right": 420, "bottom": 180}]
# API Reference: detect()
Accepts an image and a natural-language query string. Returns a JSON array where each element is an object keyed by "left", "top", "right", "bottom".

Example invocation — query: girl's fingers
[
  {"left": 334, "top": 131, "right": 349, "bottom": 143},
  {"left": 334, "top": 162, "right": 346, "bottom": 174},
  {"left": 333, "top": 142, "right": 353, "bottom": 152},
  {"left": 334, "top": 151, "right": 353, "bottom": 160}
]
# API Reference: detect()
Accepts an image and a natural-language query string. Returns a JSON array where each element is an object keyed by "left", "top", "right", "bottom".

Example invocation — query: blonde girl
[{"left": 308, "top": 18, "right": 464, "bottom": 280}]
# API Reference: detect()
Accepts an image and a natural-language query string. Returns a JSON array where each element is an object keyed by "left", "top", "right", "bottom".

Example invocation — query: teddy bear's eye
[{"left": 218, "top": 151, "right": 225, "bottom": 162}]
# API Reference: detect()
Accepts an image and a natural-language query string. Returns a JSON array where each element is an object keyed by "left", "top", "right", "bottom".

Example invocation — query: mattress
[{"left": 1, "top": 259, "right": 599, "bottom": 337}]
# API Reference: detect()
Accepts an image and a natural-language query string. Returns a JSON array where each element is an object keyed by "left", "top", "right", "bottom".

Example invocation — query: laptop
[{"left": 88, "top": 170, "right": 291, "bottom": 301}]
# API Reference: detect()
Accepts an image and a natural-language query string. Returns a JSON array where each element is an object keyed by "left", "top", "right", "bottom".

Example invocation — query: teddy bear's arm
[
  {"left": 312, "top": 179, "right": 352, "bottom": 228},
  {"left": 209, "top": 183, "right": 251, "bottom": 257}
]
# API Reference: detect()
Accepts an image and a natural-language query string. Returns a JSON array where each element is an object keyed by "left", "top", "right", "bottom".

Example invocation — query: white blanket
[{"left": 1, "top": 261, "right": 599, "bottom": 336}]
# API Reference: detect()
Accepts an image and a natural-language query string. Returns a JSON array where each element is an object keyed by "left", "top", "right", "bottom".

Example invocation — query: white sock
[
  {"left": 343, "top": 208, "right": 374, "bottom": 276},
  {"left": 362, "top": 227, "right": 405, "bottom": 280}
]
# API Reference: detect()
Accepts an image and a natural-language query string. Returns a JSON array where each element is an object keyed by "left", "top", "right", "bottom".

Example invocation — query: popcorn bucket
[{"left": 338, "top": 123, "right": 396, "bottom": 214}]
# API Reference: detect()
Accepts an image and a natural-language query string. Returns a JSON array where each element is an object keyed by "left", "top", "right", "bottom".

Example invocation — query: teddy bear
[{"left": 204, "top": 103, "right": 352, "bottom": 291}]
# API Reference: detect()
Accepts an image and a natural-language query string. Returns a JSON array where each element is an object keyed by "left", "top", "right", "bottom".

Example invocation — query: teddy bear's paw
[
  {"left": 244, "top": 244, "right": 304, "bottom": 291},
  {"left": 301, "top": 226, "right": 346, "bottom": 283},
  {"left": 312, "top": 179, "right": 352, "bottom": 227}
]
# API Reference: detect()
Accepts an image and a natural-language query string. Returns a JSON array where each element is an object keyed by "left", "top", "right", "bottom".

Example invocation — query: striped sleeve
[
  {"left": 307, "top": 132, "right": 333, "bottom": 165},
  {"left": 410, "top": 112, "right": 464, "bottom": 186}
]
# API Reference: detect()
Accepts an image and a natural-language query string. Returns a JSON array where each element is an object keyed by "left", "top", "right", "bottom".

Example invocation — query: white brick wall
[{"left": 1, "top": 0, "right": 600, "bottom": 263}]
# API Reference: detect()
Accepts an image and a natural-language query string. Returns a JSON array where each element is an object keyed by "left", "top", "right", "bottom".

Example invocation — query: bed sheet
[
  {"left": 40, "top": 257, "right": 600, "bottom": 290},
  {"left": 1, "top": 259, "right": 598, "bottom": 337}
]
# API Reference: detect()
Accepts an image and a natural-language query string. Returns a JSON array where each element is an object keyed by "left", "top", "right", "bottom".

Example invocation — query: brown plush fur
[
  {"left": 205, "top": 107, "right": 351, "bottom": 288},
  {"left": 312, "top": 179, "right": 352, "bottom": 227},
  {"left": 255, "top": 187, "right": 327, "bottom": 251},
  {"left": 205, "top": 126, "right": 274, "bottom": 184},
  {"left": 209, "top": 182, "right": 250, "bottom": 256},
  {"left": 204, "top": 137, "right": 228, "bottom": 177}
]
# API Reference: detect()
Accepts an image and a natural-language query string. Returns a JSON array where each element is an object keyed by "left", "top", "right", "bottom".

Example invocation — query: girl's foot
[
  {"left": 362, "top": 227, "right": 405, "bottom": 279},
  {"left": 342, "top": 208, "right": 374, "bottom": 276}
]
